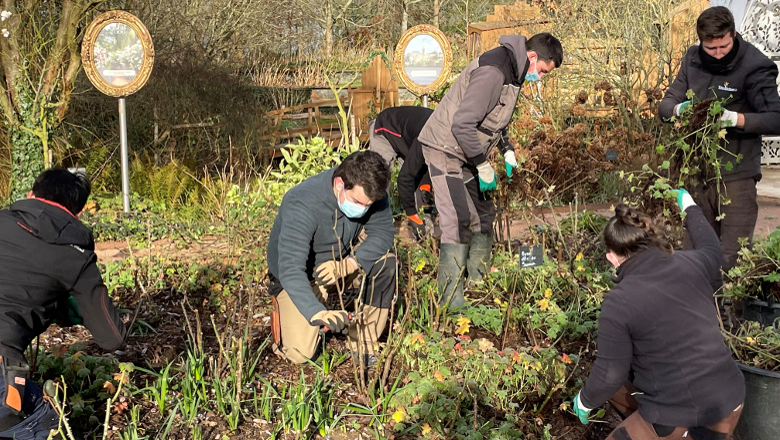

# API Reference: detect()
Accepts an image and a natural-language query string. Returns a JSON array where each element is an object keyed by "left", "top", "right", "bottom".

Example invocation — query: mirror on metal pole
[{"left": 82, "top": 11, "right": 154, "bottom": 213}]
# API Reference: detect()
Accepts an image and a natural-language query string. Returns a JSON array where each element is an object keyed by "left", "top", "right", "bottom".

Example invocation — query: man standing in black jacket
[
  {"left": 266, "top": 151, "right": 395, "bottom": 367},
  {"left": 0, "top": 169, "right": 125, "bottom": 440},
  {"left": 659, "top": 6, "right": 780, "bottom": 270},
  {"left": 369, "top": 106, "right": 435, "bottom": 239}
]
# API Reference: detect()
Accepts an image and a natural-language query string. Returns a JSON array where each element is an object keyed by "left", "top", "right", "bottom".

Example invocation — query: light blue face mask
[
  {"left": 338, "top": 188, "right": 370, "bottom": 218},
  {"left": 525, "top": 59, "right": 541, "bottom": 82}
]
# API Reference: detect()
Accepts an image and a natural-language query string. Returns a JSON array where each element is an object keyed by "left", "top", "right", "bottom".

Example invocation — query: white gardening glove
[
  {"left": 674, "top": 188, "right": 696, "bottom": 212},
  {"left": 720, "top": 109, "right": 738, "bottom": 127},
  {"left": 674, "top": 100, "right": 692, "bottom": 116},
  {"left": 476, "top": 162, "right": 497, "bottom": 192},
  {"left": 504, "top": 151, "right": 517, "bottom": 179}
]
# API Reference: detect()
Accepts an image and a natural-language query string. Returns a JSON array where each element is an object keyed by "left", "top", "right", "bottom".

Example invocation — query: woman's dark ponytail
[{"left": 603, "top": 204, "right": 672, "bottom": 257}]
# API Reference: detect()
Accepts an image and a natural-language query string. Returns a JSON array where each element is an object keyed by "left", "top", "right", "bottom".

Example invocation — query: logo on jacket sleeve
[{"left": 718, "top": 82, "right": 738, "bottom": 92}]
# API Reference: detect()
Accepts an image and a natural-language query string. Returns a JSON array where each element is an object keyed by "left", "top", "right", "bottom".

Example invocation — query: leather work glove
[
  {"left": 310, "top": 310, "right": 350, "bottom": 334},
  {"left": 673, "top": 188, "right": 696, "bottom": 212},
  {"left": 408, "top": 214, "right": 427, "bottom": 240},
  {"left": 54, "top": 296, "right": 83, "bottom": 327},
  {"left": 573, "top": 391, "right": 592, "bottom": 424},
  {"left": 504, "top": 151, "right": 518, "bottom": 181},
  {"left": 476, "top": 162, "right": 497, "bottom": 192},
  {"left": 315, "top": 257, "right": 358, "bottom": 286},
  {"left": 720, "top": 109, "right": 738, "bottom": 127},
  {"left": 674, "top": 100, "right": 692, "bottom": 116}
]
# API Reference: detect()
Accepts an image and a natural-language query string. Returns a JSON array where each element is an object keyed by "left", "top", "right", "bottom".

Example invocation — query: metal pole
[
  {"left": 119, "top": 98, "right": 130, "bottom": 213},
  {"left": 422, "top": 94, "right": 429, "bottom": 108}
]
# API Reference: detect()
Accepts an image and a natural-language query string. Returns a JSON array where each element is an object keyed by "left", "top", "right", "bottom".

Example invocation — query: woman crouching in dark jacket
[{"left": 572, "top": 190, "right": 745, "bottom": 440}]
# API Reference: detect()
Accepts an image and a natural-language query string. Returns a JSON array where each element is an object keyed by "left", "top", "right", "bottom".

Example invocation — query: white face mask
[{"left": 606, "top": 251, "right": 624, "bottom": 268}]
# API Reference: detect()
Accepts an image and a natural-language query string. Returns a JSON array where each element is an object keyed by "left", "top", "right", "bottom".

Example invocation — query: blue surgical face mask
[
  {"left": 525, "top": 58, "right": 541, "bottom": 82},
  {"left": 338, "top": 187, "right": 370, "bottom": 218}
]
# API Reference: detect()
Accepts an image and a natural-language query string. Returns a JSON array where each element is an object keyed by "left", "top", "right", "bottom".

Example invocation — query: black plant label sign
[{"left": 519, "top": 245, "right": 544, "bottom": 269}]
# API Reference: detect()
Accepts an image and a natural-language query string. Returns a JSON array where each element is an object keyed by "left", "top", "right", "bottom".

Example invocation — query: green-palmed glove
[
  {"left": 675, "top": 100, "right": 692, "bottom": 116},
  {"left": 673, "top": 188, "right": 696, "bottom": 212},
  {"left": 573, "top": 391, "right": 592, "bottom": 424},
  {"left": 55, "top": 296, "right": 83, "bottom": 327},
  {"left": 476, "top": 162, "right": 497, "bottom": 192},
  {"left": 504, "top": 151, "right": 518, "bottom": 181}
]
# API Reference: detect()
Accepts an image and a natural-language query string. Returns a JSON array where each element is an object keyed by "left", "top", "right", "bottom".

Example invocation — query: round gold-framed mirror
[
  {"left": 393, "top": 24, "right": 453, "bottom": 96},
  {"left": 82, "top": 10, "right": 154, "bottom": 98}
]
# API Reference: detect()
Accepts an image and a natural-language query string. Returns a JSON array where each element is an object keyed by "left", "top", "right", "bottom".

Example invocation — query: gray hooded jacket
[{"left": 417, "top": 35, "right": 530, "bottom": 165}]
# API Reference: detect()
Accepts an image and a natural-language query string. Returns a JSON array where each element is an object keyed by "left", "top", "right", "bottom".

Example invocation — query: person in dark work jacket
[
  {"left": 572, "top": 193, "right": 744, "bottom": 440},
  {"left": 0, "top": 169, "right": 125, "bottom": 440},
  {"left": 266, "top": 151, "right": 395, "bottom": 366},
  {"left": 368, "top": 106, "right": 435, "bottom": 239},
  {"left": 417, "top": 33, "right": 563, "bottom": 309},
  {"left": 659, "top": 6, "right": 780, "bottom": 271}
]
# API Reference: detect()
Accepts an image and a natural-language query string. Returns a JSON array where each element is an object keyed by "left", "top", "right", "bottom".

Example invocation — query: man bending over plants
[
  {"left": 369, "top": 105, "right": 435, "bottom": 240},
  {"left": 0, "top": 169, "right": 126, "bottom": 439},
  {"left": 266, "top": 150, "right": 396, "bottom": 367},
  {"left": 417, "top": 32, "right": 563, "bottom": 309},
  {"left": 659, "top": 6, "right": 780, "bottom": 270}
]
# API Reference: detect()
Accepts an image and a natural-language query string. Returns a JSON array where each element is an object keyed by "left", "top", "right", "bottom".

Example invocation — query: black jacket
[
  {"left": 266, "top": 168, "right": 394, "bottom": 321},
  {"left": 580, "top": 206, "right": 745, "bottom": 427},
  {"left": 372, "top": 106, "right": 433, "bottom": 159},
  {"left": 659, "top": 34, "right": 780, "bottom": 182},
  {"left": 0, "top": 199, "right": 125, "bottom": 364}
]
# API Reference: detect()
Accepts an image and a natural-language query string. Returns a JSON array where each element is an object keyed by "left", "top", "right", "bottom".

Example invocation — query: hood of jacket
[{"left": 498, "top": 35, "right": 529, "bottom": 84}]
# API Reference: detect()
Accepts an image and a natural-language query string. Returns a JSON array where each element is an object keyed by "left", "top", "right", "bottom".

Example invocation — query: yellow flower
[
  {"left": 392, "top": 408, "right": 407, "bottom": 423},
  {"left": 455, "top": 316, "right": 471, "bottom": 335},
  {"left": 421, "top": 423, "right": 432, "bottom": 435},
  {"left": 544, "top": 288, "right": 552, "bottom": 299},
  {"left": 575, "top": 253, "right": 583, "bottom": 261},
  {"left": 410, "top": 333, "right": 425, "bottom": 346},
  {"left": 538, "top": 298, "right": 550, "bottom": 311},
  {"left": 577, "top": 265, "right": 585, "bottom": 271},
  {"left": 415, "top": 260, "right": 426, "bottom": 272},
  {"left": 747, "top": 337, "right": 756, "bottom": 345}
]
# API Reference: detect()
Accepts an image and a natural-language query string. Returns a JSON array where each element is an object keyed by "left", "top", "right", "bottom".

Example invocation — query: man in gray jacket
[
  {"left": 659, "top": 6, "right": 780, "bottom": 270},
  {"left": 417, "top": 33, "right": 563, "bottom": 308},
  {"left": 266, "top": 151, "right": 395, "bottom": 366}
]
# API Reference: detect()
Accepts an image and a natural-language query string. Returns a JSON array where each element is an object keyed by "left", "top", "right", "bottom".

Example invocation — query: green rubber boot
[
  {"left": 437, "top": 243, "right": 470, "bottom": 310},
  {"left": 466, "top": 233, "right": 493, "bottom": 287}
]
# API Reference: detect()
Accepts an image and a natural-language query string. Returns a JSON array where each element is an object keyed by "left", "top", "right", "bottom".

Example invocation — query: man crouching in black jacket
[{"left": 0, "top": 169, "right": 125, "bottom": 439}]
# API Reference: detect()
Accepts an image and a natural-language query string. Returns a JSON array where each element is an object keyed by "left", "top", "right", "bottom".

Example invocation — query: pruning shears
[{"left": 321, "top": 311, "right": 363, "bottom": 333}]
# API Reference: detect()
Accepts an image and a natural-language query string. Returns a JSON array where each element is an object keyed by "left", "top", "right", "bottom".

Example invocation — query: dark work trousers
[
  {"left": 423, "top": 147, "right": 495, "bottom": 245},
  {"left": 605, "top": 384, "right": 743, "bottom": 440},
  {"left": 685, "top": 177, "right": 758, "bottom": 271},
  {"left": 0, "top": 374, "right": 59, "bottom": 440}
]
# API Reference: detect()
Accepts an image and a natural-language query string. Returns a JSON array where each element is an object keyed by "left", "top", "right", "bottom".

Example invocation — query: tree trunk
[
  {"left": 402, "top": 0, "right": 409, "bottom": 34},
  {"left": 433, "top": 0, "right": 440, "bottom": 28},
  {"left": 324, "top": 2, "right": 334, "bottom": 59},
  {"left": 9, "top": 127, "right": 45, "bottom": 200}
]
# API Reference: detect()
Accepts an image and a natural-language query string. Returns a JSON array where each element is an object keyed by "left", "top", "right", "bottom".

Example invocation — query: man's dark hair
[
  {"left": 32, "top": 168, "right": 92, "bottom": 215},
  {"left": 333, "top": 150, "right": 390, "bottom": 202},
  {"left": 526, "top": 33, "right": 564, "bottom": 68},
  {"left": 697, "top": 7, "right": 735, "bottom": 42}
]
